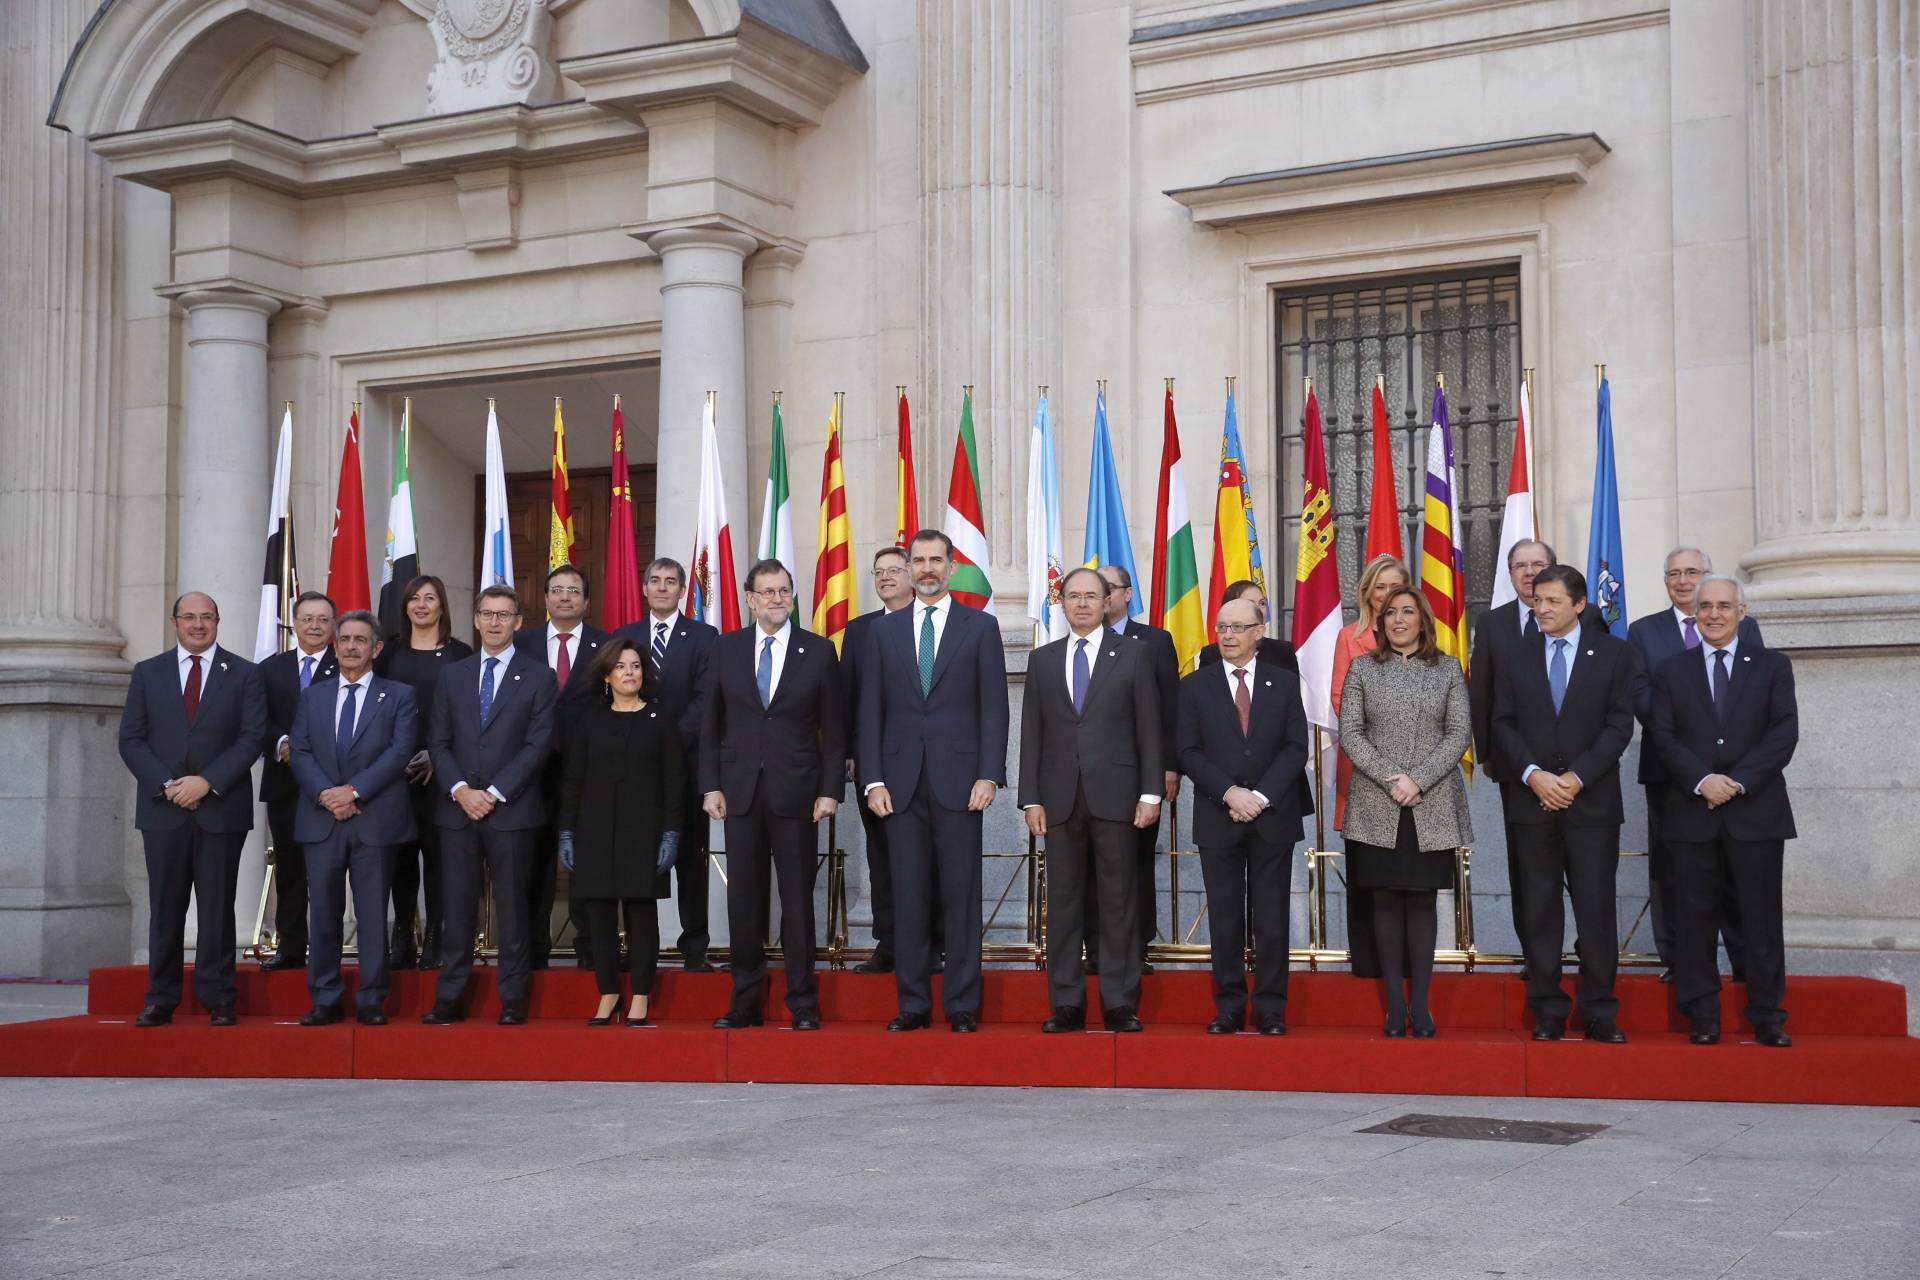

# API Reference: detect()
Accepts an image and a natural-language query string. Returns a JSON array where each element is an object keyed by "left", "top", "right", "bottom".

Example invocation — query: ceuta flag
[
  {"left": 812, "top": 396, "right": 856, "bottom": 650},
  {"left": 896, "top": 388, "right": 920, "bottom": 547},
  {"left": 1364, "top": 377, "right": 1404, "bottom": 564},
  {"left": 601, "top": 396, "right": 644, "bottom": 631},
  {"left": 942, "top": 388, "right": 995, "bottom": 614},
  {"left": 1490, "top": 375, "right": 1538, "bottom": 610},
  {"left": 1291, "top": 383, "right": 1342, "bottom": 730},
  {"left": 326, "top": 405, "right": 371, "bottom": 613},
  {"left": 686, "top": 396, "right": 742, "bottom": 632},
  {"left": 549, "top": 397, "right": 576, "bottom": 571}
]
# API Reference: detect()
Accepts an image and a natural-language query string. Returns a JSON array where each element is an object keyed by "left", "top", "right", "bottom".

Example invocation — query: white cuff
[
  {"left": 488, "top": 786, "right": 507, "bottom": 803},
  {"left": 1249, "top": 790, "right": 1269, "bottom": 807},
  {"left": 1521, "top": 765, "right": 1540, "bottom": 784},
  {"left": 1137, "top": 794, "right": 1161, "bottom": 806},
  {"left": 863, "top": 781, "right": 884, "bottom": 795}
]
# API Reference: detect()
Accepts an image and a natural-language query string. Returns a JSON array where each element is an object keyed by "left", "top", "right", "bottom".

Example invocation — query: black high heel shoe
[
  {"left": 1410, "top": 1011, "right": 1437, "bottom": 1039},
  {"left": 1383, "top": 1014, "right": 1408, "bottom": 1038},
  {"left": 626, "top": 1001, "right": 650, "bottom": 1027},
  {"left": 588, "top": 1000, "right": 620, "bottom": 1027}
]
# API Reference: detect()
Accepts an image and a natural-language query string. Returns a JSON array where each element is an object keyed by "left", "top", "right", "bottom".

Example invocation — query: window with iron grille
[{"left": 1275, "top": 269, "right": 1523, "bottom": 636}]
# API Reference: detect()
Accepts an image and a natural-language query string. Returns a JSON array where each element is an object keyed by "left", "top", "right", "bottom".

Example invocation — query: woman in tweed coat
[{"left": 1341, "top": 586, "right": 1473, "bottom": 1037}]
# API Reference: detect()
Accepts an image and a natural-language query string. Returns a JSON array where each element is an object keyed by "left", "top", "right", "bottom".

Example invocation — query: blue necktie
[
  {"left": 1071, "top": 637, "right": 1090, "bottom": 714},
  {"left": 1549, "top": 638, "right": 1568, "bottom": 714},
  {"left": 300, "top": 654, "right": 315, "bottom": 689},
  {"left": 1683, "top": 615, "right": 1701, "bottom": 650},
  {"left": 480, "top": 656, "right": 498, "bottom": 726},
  {"left": 1525, "top": 612, "right": 1540, "bottom": 639},
  {"left": 757, "top": 636, "right": 774, "bottom": 708},
  {"left": 918, "top": 607, "right": 936, "bottom": 696},
  {"left": 1712, "top": 649, "right": 1730, "bottom": 719},
  {"left": 653, "top": 620, "right": 669, "bottom": 669},
  {"left": 335, "top": 682, "right": 359, "bottom": 764}
]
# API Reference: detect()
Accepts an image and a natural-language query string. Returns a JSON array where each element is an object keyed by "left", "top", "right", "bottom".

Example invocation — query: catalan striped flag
[
  {"left": 1149, "top": 385, "right": 1204, "bottom": 674},
  {"left": 1207, "top": 384, "right": 1265, "bottom": 625},
  {"left": 549, "top": 397, "right": 576, "bottom": 571},
  {"left": 1421, "top": 380, "right": 1470, "bottom": 673},
  {"left": 812, "top": 394, "right": 857, "bottom": 650}
]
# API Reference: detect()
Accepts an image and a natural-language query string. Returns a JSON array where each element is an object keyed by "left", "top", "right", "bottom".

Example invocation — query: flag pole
[{"left": 1595, "top": 363, "right": 1605, "bottom": 391}]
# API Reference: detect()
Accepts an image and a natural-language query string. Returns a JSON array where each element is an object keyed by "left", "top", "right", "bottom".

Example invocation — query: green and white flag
[
  {"left": 377, "top": 399, "right": 419, "bottom": 638},
  {"left": 758, "top": 396, "right": 795, "bottom": 578}
]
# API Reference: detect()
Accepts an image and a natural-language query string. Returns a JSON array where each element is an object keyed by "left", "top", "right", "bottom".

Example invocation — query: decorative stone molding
[
  {"left": 420, "top": 0, "right": 572, "bottom": 115},
  {"left": 560, "top": 16, "right": 862, "bottom": 128}
]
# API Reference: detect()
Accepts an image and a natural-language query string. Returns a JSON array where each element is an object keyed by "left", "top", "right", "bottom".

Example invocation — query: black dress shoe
[
  {"left": 208, "top": 1005, "right": 237, "bottom": 1027},
  {"left": 1042, "top": 1007, "right": 1086, "bottom": 1034},
  {"left": 792, "top": 1012, "right": 822, "bottom": 1031},
  {"left": 1103, "top": 1007, "right": 1143, "bottom": 1033},
  {"left": 1584, "top": 1017, "right": 1628, "bottom": 1044},
  {"left": 497, "top": 1005, "right": 527, "bottom": 1026},
  {"left": 1689, "top": 1018, "right": 1721, "bottom": 1045},
  {"left": 357, "top": 1007, "right": 388, "bottom": 1026},
  {"left": 1658, "top": 967, "right": 1674, "bottom": 984},
  {"left": 1206, "top": 1015, "right": 1242, "bottom": 1035},
  {"left": 682, "top": 957, "right": 716, "bottom": 974},
  {"left": 528, "top": 958, "right": 550, "bottom": 973},
  {"left": 1140, "top": 960, "right": 1157, "bottom": 976},
  {"left": 419, "top": 927, "right": 443, "bottom": 970},
  {"left": 712, "top": 1010, "right": 764, "bottom": 1029},
  {"left": 1755, "top": 1026, "right": 1793, "bottom": 1048},
  {"left": 260, "top": 952, "right": 304, "bottom": 972},
  {"left": 949, "top": 1013, "right": 979, "bottom": 1033},
  {"left": 133, "top": 1006, "right": 172, "bottom": 1028},
  {"left": 1257, "top": 1016, "right": 1288, "bottom": 1037},
  {"left": 853, "top": 956, "right": 894, "bottom": 974},
  {"left": 887, "top": 1012, "right": 931, "bottom": 1032},
  {"left": 421, "top": 1001, "right": 464, "bottom": 1025},
  {"left": 299, "top": 1005, "right": 344, "bottom": 1027},
  {"left": 1532, "top": 1015, "right": 1566, "bottom": 1041}
]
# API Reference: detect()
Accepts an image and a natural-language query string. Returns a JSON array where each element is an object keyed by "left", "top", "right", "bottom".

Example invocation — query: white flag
[
  {"left": 481, "top": 401, "right": 515, "bottom": 591},
  {"left": 254, "top": 405, "right": 297, "bottom": 662},
  {"left": 1490, "top": 378, "right": 1537, "bottom": 610},
  {"left": 688, "top": 396, "right": 740, "bottom": 630}
]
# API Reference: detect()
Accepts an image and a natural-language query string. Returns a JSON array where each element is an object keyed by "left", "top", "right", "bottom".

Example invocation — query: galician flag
[
  {"left": 942, "top": 388, "right": 995, "bottom": 614},
  {"left": 1207, "top": 384, "right": 1265, "bottom": 626},
  {"left": 687, "top": 395, "right": 742, "bottom": 631},
  {"left": 549, "top": 398, "right": 576, "bottom": 570},
  {"left": 377, "top": 397, "right": 419, "bottom": 638},
  {"left": 811, "top": 395, "right": 856, "bottom": 650},
  {"left": 758, "top": 394, "right": 796, "bottom": 574},
  {"left": 326, "top": 403, "right": 371, "bottom": 613},
  {"left": 481, "top": 399, "right": 515, "bottom": 591},
  {"left": 255, "top": 403, "right": 298, "bottom": 662},
  {"left": 1490, "top": 374, "right": 1538, "bottom": 610},
  {"left": 1149, "top": 384, "right": 1204, "bottom": 675},
  {"left": 1081, "top": 385, "right": 1142, "bottom": 616},
  {"left": 1291, "top": 381, "right": 1343, "bottom": 730},
  {"left": 1024, "top": 388, "right": 1066, "bottom": 640}
]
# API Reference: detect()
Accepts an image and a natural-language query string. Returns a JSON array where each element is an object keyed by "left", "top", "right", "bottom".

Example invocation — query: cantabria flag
[{"left": 942, "top": 388, "right": 995, "bottom": 614}]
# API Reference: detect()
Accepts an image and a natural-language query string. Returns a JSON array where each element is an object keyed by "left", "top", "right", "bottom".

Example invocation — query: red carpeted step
[
  {"left": 723, "top": 1021, "right": 1116, "bottom": 1089},
  {"left": 353, "top": 1019, "right": 727, "bottom": 1083},
  {"left": 1525, "top": 1031, "right": 1920, "bottom": 1106},
  {"left": 1115, "top": 1026, "right": 1527, "bottom": 1096},
  {"left": 0, "top": 1015, "right": 353, "bottom": 1078},
  {"left": 1500, "top": 973, "right": 1912, "bottom": 1037}
]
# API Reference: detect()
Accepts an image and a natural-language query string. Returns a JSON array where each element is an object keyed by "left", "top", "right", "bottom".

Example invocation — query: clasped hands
[
  {"left": 163, "top": 776, "right": 211, "bottom": 810},
  {"left": 1222, "top": 785, "right": 1267, "bottom": 824},
  {"left": 867, "top": 779, "right": 996, "bottom": 818},
  {"left": 1698, "top": 773, "right": 1742, "bottom": 809},
  {"left": 317, "top": 785, "right": 360, "bottom": 821},
  {"left": 1526, "top": 769, "right": 1583, "bottom": 812},
  {"left": 1386, "top": 774, "right": 1424, "bottom": 808}
]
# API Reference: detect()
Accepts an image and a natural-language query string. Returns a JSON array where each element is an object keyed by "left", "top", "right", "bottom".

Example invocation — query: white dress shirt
[
  {"left": 1023, "top": 627, "right": 1158, "bottom": 809},
  {"left": 176, "top": 644, "right": 216, "bottom": 693},
  {"left": 1219, "top": 656, "right": 1269, "bottom": 809},
  {"left": 1521, "top": 626, "right": 1583, "bottom": 784},
  {"left": 912, "top": 593, "right": 952, "bottom": 656},
  {"left": 546, "top": 621, "right": 580, "bottom": 675},
  {"left": 751, "top": 619, "right": 792, "bottom": 702}
]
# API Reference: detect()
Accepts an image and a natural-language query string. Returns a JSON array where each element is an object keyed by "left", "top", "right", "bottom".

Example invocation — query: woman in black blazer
[{"left": 559, "top": 637, "right": 687, "bottom": 1025}]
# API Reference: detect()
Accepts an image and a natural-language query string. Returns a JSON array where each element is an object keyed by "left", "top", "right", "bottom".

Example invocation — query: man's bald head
[
  {"left": 1214, "top": 597, "right": 1262, "bottom": 665},
  {"left": 170, "top": 591, "right": 220, "bottom": 653}
]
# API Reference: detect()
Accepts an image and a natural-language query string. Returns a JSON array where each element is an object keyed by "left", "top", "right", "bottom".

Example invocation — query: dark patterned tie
[
  {"left": 184, "top": 654, "right": 203, "bottom": 725},
  {"left": 758, "top": 636, "right": 775, "bottom": 708},
  {"left": 652, "top": 620, "right": 669, "bottom": 669},
  {"left": 1525, "top": 612, "right": 1540, "bottom": 639},
  {"left": 1712, "top": 649, "right": 1730, "bottom": 720},
  {"left": 918, "top": 607, "right": 936, "bottom": 696},
  {"left": 1234, "top": 668, "right": 1251, "bottom": 736},
  {"left": 480, "top": 656, "right": 498, "bottom": 726},
  {"left": 555, "top": 632, "right": 573, "bottom": 686},
  {"left": 1071, "top": 638, "right": 1090, "bottom": 714}
]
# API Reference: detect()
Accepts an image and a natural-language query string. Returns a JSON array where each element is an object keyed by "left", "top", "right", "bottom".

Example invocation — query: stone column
[
  {"left": 1742, "top": 1, "right": 1919, "bottom": 598},
  {"left": 0, "top": 0, "right": 133, "bottom": 974}
]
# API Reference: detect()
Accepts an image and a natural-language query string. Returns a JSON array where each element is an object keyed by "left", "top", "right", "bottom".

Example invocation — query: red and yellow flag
[
  {"left": 896, "top": 387, "right": 920, "bottom": 546},
  {"left": 812, "top": 394, "right": 857, "bottom": 649},
  {"left": 549, "top": 396, "right": 576, "bottom": 570}
]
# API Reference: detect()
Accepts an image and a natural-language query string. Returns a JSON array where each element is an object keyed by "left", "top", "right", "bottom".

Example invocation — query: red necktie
[
  {"left": 184, "top": 654, "right": 203, "bottom": 725},
  {"left": 1234, "top": 668, "right": 1251, "bottom": 736},
  {"left": 555, "top": 632, "right": 573, "bottom": 685}
]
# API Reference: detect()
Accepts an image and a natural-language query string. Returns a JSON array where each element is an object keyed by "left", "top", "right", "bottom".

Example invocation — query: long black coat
[{"left": 560, "top": 703, "right": 688, "bottom": 900}]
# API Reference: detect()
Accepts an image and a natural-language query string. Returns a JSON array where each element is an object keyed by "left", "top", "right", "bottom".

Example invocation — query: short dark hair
[
  {"left": 1097, "top": 564, "right": 1133, "bottom": 590},
  {"left": 744, "top": 558, "right": 793, "bottom": 593},
  {"left": 588, "top": 636, "right": 660, "bottom": 704},
  {"left": 645, "top": 558, "right": 685, "bottom": 586},
  {"left": 1223, "top": 578, "right": 1264, "bottom": 604},
  {"left": 909, "top": 529, "right": 954, "bottom": 557},
  {"left": 475, "top": 585, "right": 520, "bottom": 612},
  {"left": 398, "top": 574, "right": 452, "bottom": 644},
  {"left": 335, "top": 609, "right": 381, "bottom": 639},
  {"left": 292, "top": 590, "right": 336, "bottom": 616},
  {"left": 1060, "top": 566, "right": 1109, "bottom": 597},
  {"left": 1369, "top": 586, "right": 1441, "bottom": 665},
  {"left": 546, "top": 563, "right": 589, "bottom": 596},
  {"left": 872, "top": 545, "right": 908, "bottom": 568},
  {"left": 1532, "top": 564, "right": 1588, "bottom": 602}
]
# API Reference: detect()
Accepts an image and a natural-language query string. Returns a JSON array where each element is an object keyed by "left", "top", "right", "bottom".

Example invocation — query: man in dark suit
[
  {"left": 1628, "top": 546, "right": 1763, "bottom": 979},
  {"left": 287, "top": 610, "right": 417, "bottom": 1026},
  {"left": 1177, "top": 597, "right": 1309, "bottom": 1035},
  {"left": 1470, "top": 539, "right": 1608, "bottom": 950},
  {"left": 1022, "top": 568, "right": 1162, "bottom": 1032},
  {"left": 1086, "top": 564, "right": 1179, "bottom": 978},
  {"left": 513, "top": 563, "right": 609, "bottom": 970},
  {"left": 257, "top": 590, "right": 337, "bottom": 971},
  {"left": 425, "top": 586, "right": 558, "bottom": 1024},
  {"left": 860, "top": 529, "right": 1009, "bottom": 1033},
  {"left": 614, "top": 557, "right": 718, "bottom": 970},
  {"left": 1489, "top": 565, "right": 1636, "bottom": 1043},
  {"left": 1647, "top": 576, "right": 1797, "bottom": 1048},
  {"left": 117, "top": 592, "right": 269, "bottom": 1026},
  {"left": 840, "top": 545, "right": 932, "bottom": 973},
  {"left": 701, "top": 559, "right": 844, "bottom": 1030}
]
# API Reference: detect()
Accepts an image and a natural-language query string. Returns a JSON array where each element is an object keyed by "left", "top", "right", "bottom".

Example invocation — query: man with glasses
[
  {"left": 1629, "top": 547, "right": 1763, "bottom": 981},
  {"left": 513, "top": 563, "right": 608, "bottom": 970},
  {"left": 118, "top": 593, "right": 269, "bottom": 1027},
  {"left": 258, "top": 591, "right": 337, "bottom": 972}
]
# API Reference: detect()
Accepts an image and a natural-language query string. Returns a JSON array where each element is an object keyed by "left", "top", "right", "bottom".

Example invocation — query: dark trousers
[
  {"left": 580, "top": 898, "right": 659, "bottom": 998},
  {"left": 265, "top": 797, "right": 310, "bottom": 959},
  {"left": 1044, "top": 788, "right": 1140, "bottom": 1014},
  {"left": 860, "top": 797, "right": 942, "bottom": 961},
  {"left": 436, "top": 823, "right": 536, "bottom": 1008},
  {"left": 1197, "top": 827, "right": 1294, "bottom": 1022},
  {"left": 1512, "top": 815, "right": 1621, "bottom": 1022},
  {"left": 889, "top": 768, "right": 983, "bottom": 1019},
  {"left": 306, "top": 830, "right": 395, "bottom": 1011},
  {"left": 724, "top": 802, "right": 820, "bottom": 1018},
  {"left": 1084, "top": 815, "right": 1157, "bottom": 965},
  {"left": 532, "top": 766, "right": 592, "bottom": 968},
  {"left": 141, "top": 827, "right": 245, "bottom": 1012},
  {"left": 1502, "top": 816, "right": 1528, "bottom": 955},
  {"left": 1646, "top": 796, "right": 1748, "bottom": 976},
  {"left": 675, "top": 776, "right": 711, "bottom": 960},
  {"left": 391, "top": 785, "right": 443, "bottom": 956},
  {"left": 1672, "top": 834, "right": 1786, "bottom": 1029}
]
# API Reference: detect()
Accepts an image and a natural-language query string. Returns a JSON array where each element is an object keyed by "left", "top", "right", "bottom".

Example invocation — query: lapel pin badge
[
  {"left": 513, "top": 673, "right": 522, "bottom": 682},
  {"left": 1586, "top": 650, "right": 1595, "bottom": 657},
  {"left": 797, "top": 646, "right": 806, "bottom": 655},
  {"left": 219, "top": 661, "right": 229, "bottom": 672}
]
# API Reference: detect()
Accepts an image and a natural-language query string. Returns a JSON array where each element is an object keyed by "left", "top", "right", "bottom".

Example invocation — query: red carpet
[{"left": 3, "top": 966, "right": 1914, "bottom": 1105}]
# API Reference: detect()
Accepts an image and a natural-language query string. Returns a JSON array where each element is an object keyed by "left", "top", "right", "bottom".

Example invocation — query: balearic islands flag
[
  {"left": 481, "top": 399, "right": 515, "bottom": 591},
  {"left": 1149, "top": 385, "right": 1204, "bottom": 675},
  {"left": 1024, "top": 388, "right": 1066, "bottom": 641},
  {"left": 687, "top": 395, "right": 742, "bottom": 632},
  {"left": 1490, "top": 374, "right": 1537, "bottom": 611},
  {"left": 255, "top": 404, "right": 299, "bottom": 661},
  {"left": 378, "top": 398, "right": 419, "bottom": 638},
  {"left": 896, "top": 388, "right": 920, "bottom": 547},
  {"left": 326, "top": 403, "right": 371, "bottom": 614},
  {"left": 1421, "top": 382, "right": 1470, "bottom": 672},
  {"left": 1291, "top": 382, "right": 1342, "bottom": 730},
  {"left": 1081, "top": 385, "right": 1142, "bottom": 616},
  {"left": 942, "top": 388, "right": 995, "bottom": 614},
  {"left": 549, "top": 398, "right": 576, "bottom": 571},
  {"left": 1207, "top": 384, "right": 1265, "bottom": 625},
  {"left": 811, "top": 394, "right": 856, "bottom": 650},
  {"left": 601, "top": 395, "right": 644, "bottom": 631},
  {"left": 759, "top": 394, "right": 796, "bottom": 573}
]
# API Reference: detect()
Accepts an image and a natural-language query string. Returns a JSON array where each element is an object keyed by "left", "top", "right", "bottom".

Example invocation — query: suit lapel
[
  {"left": 1077, "top": 636, "right": 1125, "bottom": 718},
  {"left": 350, "top": 677, "right": 386, "bottom": 750},
  {"left": 480, "top": 653, "right": 522, "bottom": 731},
  {"left": 1557, "top": 639, "right": 1601, "bottom": 718}
]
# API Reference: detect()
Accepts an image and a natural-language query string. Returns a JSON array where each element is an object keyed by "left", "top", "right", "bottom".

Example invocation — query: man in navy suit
[
  {"left": 288, "top": 610, "right": 417, "bottom": 1025},
  {"left": 513, "top": 563, "right": 609, "bottom": 970},
  {"left": 1629, "top": 546, "right": 1763, "bottom": 979},
  {"left": 615, "top": 558, "right": 719, "bottom": 970},
  {"left": 860, "top": 529, "right": 1009, "bottom": 1032},
  {"left": 117, "top": 592, "right": 269, "bottom": 1026},
  {"left": 425, "top": 586, "right": 558, "bottom": 1024},
  {"left": 1177, "top": 597, "right": 1309, "bottom": 1035},
  {"left": 257, "top": 590, "right": 337, "bottom": 971},
  {"left": 1648, "top": 576, "right": 1798, "bottom": 1047},
  {"left": 701, "top": 559, "right": 844, "bottom": 1030}
]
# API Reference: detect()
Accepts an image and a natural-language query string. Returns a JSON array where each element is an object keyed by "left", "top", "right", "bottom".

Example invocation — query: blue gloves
[
  {"left": 558, "top": 830, "right": 574, "bottom": 871},
  {"left": 657, "top": 830, "right": 681, "bottom": 874}
]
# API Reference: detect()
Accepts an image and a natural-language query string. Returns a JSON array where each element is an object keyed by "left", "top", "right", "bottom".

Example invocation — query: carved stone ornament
[{"left": 424, "top": 0, "right": 561, "bottom": 113}]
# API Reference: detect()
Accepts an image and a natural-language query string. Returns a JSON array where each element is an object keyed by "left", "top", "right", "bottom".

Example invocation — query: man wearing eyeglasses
[
  {"left": 513, "top": 563, "right": 608, "bottom": 971},
  {"left": 1628, "top": 547, "right": 1763, "bottom": 981}
]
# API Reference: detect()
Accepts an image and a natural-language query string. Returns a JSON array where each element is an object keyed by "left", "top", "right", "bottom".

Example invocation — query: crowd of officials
[{"left": 118, "top": 531, "right": 1799, "bottom": 1047}]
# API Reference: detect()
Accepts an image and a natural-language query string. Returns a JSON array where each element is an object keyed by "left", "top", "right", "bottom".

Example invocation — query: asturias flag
[
  {"left": 1291, "top": 382, "right": 1342, "bottom": 730},
  {"left": 1587, "top": 375, "right": 1628, "bottom": 637},
  {"left": 1149, "top": 385, "right": 1204, "bottom": 675},
  {"left": 1081, "top": 385, "right": 1142, "bottom": 617},
  {"left": 943, "top": 388, "right": 995, "bottom": 614},
  {"left": 326, "top": 404, "right": 371, "bottom": 614},
  {"left": 1207, "top": 384, "right": 1265, "bottom": 625}
]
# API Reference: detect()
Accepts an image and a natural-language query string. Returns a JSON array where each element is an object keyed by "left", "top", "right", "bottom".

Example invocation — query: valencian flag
[
  {"left": 601, "top": 395, "right": 644, "bottom": 631},
  {"left": 481, "top": 399, "right": 515, "bottom": 590},
  {"left": 1586, "top": 373, "right": 1629, "bottom": 636},
  {"left": 549, "top": 398, "right": 576, "bottom": 571},
  {"left": 1082, "top": 384, "right": 1142, "bottom": 616},
  {"left": 896, "top": 387, "right": 920, "bottom": 548},
  {"left": 942, "top": 388, "right": 995, "bottom": 614},
  {"left": 1491, "top": 373, "right": 1538, "bottom": 610},
  {"left": 1207, "top": 383, "right": 1265, "bottom": 625},
  {"left": 686, "top": 394, "right": 742, "bottom": 631},
  {"left": 1149, "top": 384, "right": 1204, "bottom": 675},
  {"left": 1364, "top": 376, "right": 1403, "bottom": 563},
  {"left": 326, "top": 403, "right": 371, "bottom": 613},
  {"left": 378, "top": 397, "right": 419, "bottom": 637},
  {"left": 1024, "top": 388, "right": 1067, "bottom": 641},
  {"left": 255, "top": 404, "right": 298, "bottom": 661},
  {"left": 1291, "top": 381, "right": 1342, "bottom": 730},
  {"left": 1421, "top": 380, "right": 1470, "bottom": 672},
  {"left": 759, "top": 394, "right": 796, "bottom": 571},
  {"left": 811, "top": 394, "right": 856, "bottom": 650}
]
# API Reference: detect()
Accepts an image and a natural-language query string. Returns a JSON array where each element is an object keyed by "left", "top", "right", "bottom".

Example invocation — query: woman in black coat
[{"left": 559, "top": 637, "right": 687, "bottom": 1025}]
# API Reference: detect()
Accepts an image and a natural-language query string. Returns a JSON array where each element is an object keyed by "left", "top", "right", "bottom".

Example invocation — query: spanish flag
[
  {"left": 549, "top": 397, "right": 576, "bottom": 571},
  {"left": 812, "top": 394, "right": 857, "bottom": 650}
]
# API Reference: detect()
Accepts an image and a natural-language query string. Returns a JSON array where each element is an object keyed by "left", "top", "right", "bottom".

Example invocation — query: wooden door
[{"left": 478, "top": 466, "right": 656, "bottom": 626}]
